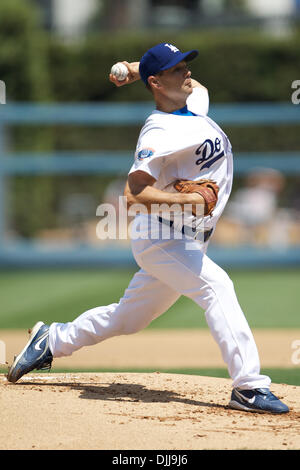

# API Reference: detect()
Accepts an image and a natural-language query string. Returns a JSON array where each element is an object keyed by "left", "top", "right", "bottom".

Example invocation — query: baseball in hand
[{"left": 110, "top": 62, "right": 128, "bottom": 81}]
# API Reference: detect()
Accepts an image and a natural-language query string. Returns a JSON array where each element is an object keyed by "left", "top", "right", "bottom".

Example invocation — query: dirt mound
[{"left": 0, "top": 372, "right": 299, "bottom": 450}]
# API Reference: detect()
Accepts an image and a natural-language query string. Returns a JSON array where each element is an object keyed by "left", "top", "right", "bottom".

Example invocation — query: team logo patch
[
  {"left": 137, "top": 148, "right": 154, "bottom": 160},
  {"left": 165, "top": 44, "right": 179, "bottom": 53}
]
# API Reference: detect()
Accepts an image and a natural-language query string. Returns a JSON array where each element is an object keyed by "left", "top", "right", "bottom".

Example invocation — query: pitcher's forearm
[{"left": 125, "top": 183, "right": 204, "bottom": 214}]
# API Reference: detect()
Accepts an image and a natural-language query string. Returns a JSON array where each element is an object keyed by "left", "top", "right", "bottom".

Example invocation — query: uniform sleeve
[
  {"left": 186, "top": 87, "right": 209, "bottom": 116},
  {"left": 128, "top": 127, "right": 169, "bottom": 181}
]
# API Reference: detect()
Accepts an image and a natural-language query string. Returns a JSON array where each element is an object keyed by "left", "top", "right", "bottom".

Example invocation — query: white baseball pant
[{"left": 49, "top": 215, "right": 271, "bottom": 390}]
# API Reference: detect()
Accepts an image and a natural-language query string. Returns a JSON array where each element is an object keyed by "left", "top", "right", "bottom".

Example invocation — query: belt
[{"left": 158, "top": 216, "right": 213, "bottom": 242}]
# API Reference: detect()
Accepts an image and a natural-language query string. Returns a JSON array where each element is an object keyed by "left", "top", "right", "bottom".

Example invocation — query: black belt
[{"left": 158, "top": 216, "right": 213, "bottom": 242}]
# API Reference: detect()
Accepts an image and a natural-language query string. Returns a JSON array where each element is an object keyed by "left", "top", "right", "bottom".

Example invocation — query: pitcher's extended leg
[
  {"left": 49, "top": 269, "right": 180, "bottom": 358},
  {"left": 132, "top": 235, "right": 270, "bottom": 390}
]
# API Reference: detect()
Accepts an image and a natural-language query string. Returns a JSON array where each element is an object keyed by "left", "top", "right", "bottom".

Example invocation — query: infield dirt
[
  {"left": 1, "top": 372, "right": 300, "bottom": 450},
  {"left": 1, "top": 329, "right": 300, "bottom": 450},
  {"left": 1, "top": 328, "right": 300, "bottom": 369}
]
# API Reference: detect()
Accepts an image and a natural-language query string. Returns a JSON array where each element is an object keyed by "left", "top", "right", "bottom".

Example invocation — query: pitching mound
[{"left": 0, "top": 372, "right": 299, "bottom": 450}]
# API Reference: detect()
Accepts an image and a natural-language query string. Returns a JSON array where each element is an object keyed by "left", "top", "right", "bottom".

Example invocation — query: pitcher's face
[
  {"left": 149, "top": 61, "right": 193, "bottom": 106},
  {"left": 152, "top": 61, "right": 193, "bottom": 102}
]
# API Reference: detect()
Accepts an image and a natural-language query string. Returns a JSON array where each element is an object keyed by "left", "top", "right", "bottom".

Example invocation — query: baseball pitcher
[{"left": 7, "top": 43, "right": 289, "bottom": 414}]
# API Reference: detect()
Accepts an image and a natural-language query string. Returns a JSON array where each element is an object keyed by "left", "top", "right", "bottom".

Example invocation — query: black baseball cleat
[
  {"left": 228, "top": 387, "right": 289, "bottom": 414},
  {"left": 7, "top": 322, "right": 53, "bottom": 383}
]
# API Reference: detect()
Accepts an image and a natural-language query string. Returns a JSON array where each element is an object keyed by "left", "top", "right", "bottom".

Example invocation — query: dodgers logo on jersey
[
  {"left": 137, "top": 148, "right": 154, "bottom": 160},
  {"left": 195, "top": 138, "right": 225, "bottom": 170}
]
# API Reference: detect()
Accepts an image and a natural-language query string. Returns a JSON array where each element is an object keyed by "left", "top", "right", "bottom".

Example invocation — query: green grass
[
  {"left": 0, "top": 267, "right": 299, "bottom": 329},
  {"left": 1, "top": 367, "right": 299, "bottom": 386}
]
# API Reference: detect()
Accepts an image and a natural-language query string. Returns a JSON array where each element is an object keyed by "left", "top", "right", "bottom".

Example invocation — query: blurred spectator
[
  {"left": 103, "top": 177, "right": 127, "bottom": 210},
  {"left": 213, "top": 168, "right": 297, "bottom": 247},
  {"left": 226, "top": 168, "right": 285, "bottom": 226}
]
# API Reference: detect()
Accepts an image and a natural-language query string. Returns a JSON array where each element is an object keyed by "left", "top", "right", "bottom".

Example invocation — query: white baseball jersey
[{"left": 129, "top": 87, "right": 233, "bottom": 231}]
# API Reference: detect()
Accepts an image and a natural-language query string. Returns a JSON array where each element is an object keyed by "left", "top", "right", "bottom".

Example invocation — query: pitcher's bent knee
[{"left": 120, "top": 318, "right": 151, "bottom": 335}]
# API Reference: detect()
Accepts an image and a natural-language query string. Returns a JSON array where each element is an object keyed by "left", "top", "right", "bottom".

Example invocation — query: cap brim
[{"left": 160, "top": 49, "right": 198, "bottom": 72}]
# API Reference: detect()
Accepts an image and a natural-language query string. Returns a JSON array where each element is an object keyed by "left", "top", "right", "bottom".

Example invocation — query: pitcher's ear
[{"left": 148, "top": 75, "right": 161, "bottom": 89}]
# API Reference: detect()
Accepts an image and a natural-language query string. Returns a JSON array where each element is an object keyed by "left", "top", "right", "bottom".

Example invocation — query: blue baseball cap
[{"left": 139, "top": 43, "right": 198, "bottom": 85}]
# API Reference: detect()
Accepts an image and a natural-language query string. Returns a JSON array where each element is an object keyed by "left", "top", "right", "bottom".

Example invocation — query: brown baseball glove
[{"left": 174, "top": 179, "right": 219, "bottom": 216}]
